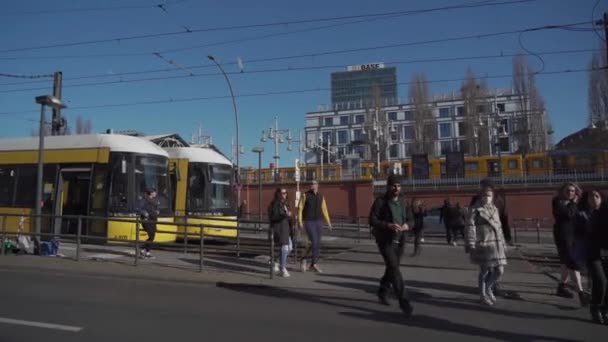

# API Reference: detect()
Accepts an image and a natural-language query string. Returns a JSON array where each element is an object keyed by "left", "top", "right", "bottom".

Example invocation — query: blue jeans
[
  {"left": 479, "top": 266, "right": 504, "bottom": 296},
  {"left": 304, "top": 220, "right": 323, "bottom": 265}
]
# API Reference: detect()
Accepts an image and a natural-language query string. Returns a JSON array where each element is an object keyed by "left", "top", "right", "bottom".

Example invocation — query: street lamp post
[
  {"left": 207, "top": 55, "right": 241, "bottom": 210},
  {"left": 261, "top": 116, "right": 292, "bottom": 183},
  {"left": 251, "top": 147, "right": 264, "bottom": 227},
  {"left": 34, "top": 95, "right": 65, "bottom": 246}
]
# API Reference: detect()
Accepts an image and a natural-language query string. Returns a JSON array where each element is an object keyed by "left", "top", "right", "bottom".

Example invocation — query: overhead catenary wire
[
  {"left": 1, "top": 0, "right": 191, "bottom": 16},
  {"left": 0, "top": 66, "right": 602, "bottom": 118},
  {"left": 0, "top": 0, "right": 543, "bottom": 54}
]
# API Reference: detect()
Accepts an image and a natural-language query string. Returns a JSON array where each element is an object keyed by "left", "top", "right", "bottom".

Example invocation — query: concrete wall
[{"left": 242, "top": 181, "right": 608, "bottom": 223}]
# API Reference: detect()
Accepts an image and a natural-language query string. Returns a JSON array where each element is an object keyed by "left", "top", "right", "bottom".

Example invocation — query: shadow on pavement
[
  {"left": 215, "top": 282, "right": 580, "bottom": 342},
  {"left": 179, "top": 257, "right": 268, "bottom": 275},
  {"left": 316, "top": 275, "right": 588, "bottom": 322}
]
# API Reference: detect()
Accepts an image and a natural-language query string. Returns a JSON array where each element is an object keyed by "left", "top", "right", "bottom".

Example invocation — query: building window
[
  {"left": 439, "top": 107, "right": 450, "bottom": 118},
  {"left": 355, "top": 114, "right": 364, "bottom": 124},
  {"left": 404, "top": 143, "right": 413, "bottom": 156},
  {"left": 403, "top": 111, "right": 414, "bottom": 121},
  {"left": 499, "top": 137, "right": 510, "bottom": 152},
  {"left": 324, "top": 117, "right": 333, "bottom": 127},
  {"left": 497, "top": 103, "right": 506, "bottom": 112},
  {"left": 338, "top": 130, "right": 348, "bottom": 144},
  {"left": 440, "top": 141, "right": 453, "bottom": 155},
  {"left": 508, "top": 160, "right": 518, "bottom": 169},
  {"left": 500, "top": 119, "right": 509, "bottom": 134},
  {"left": 337, "top": 147, "right": 346, "bottom": 159},
  {"left": 354, "top": 145, "right": 366, "bottom": 158},
  {"left": 353, "top": 129, "right": 363, "bottom": 141},
  {"left": 389, "top": 144, "right": 399, "bottom": 158},
  {"left": 457, "top": 106, "right": 465, "bottom": 117},
  {"left": 459, "top": 140, "right": 469, "bottom": 154},
  {"left": 340, "top": 116, "right": 349, "bottom": 125},
  {"left": 388, "top": 112, "right": 398, "bottom": 121},
  {"left": 402, "top": 125, "right": 415, "bottom": 140},
  {"left": 457, "top": 122, "right": 467, "bottom": 137},
  {"left": 322, "top": 131, "right": 332, "bottom": 144},
  {"left": 439, "top": 123, "right": 452, "bottom": 138}
]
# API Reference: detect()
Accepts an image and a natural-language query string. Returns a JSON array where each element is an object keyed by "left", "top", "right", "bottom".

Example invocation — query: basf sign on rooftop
[{"left": 346, "top": 63, "right": 385, "bottom": 71}]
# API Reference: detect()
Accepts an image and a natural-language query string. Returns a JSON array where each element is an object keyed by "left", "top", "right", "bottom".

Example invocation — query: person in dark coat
[
  {"left": 552, "top": 182, "right": 589, "bottom": 305},
  {"left": 139, "top": 188, "right": 159, "bottom": 258},
  {"left": 369, "top": 174, "right": 413, "bottom": 316},
  {"left": 411, "top": 199, "right": 427, "bottom": 256},
  {"left": 269, "top": 188, "right": 293, "bottom": 277},
  {"left": 576, "top": 189, "right": 607, "bottom": 323},
  {"left": 439, "top": 199, "right": 454, "bottom": 245},
  {"left": 449, "top": 202, "right": 467, "bottom": 245}
]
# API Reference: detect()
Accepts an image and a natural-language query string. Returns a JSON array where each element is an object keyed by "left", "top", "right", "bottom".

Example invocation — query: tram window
[
  {"left": 14, "top": 166, "right": 36, "bottom": 207},
  {"left": 465, "top": 162, "right": 479, "bottom": 171},
  {"left": 508, "top": 160, "right": 518, "bottom": 169},
  {"left": 532, "top": 159, "right": 544, "bottom": 168},
  {"left": 91, "top": 166, "right": 108, "bottom": 211},
  {"left": 135, "top": 156, "right": 171, "bottom": 214},
  {"left": 109, "top": 156, "right": 129, "bottom": 212},
  {"left": 187, "top": 164, "right": 207, "bottom": 211},
  {"left": 209, "top": 164, "right": 233, "bottom": 210},
  {"left": 0, "top": 167, "right": 16, "bottom": 206}
]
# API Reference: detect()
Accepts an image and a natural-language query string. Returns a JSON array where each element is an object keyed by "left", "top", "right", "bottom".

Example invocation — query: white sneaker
[
  {"left": 420, "top": 238, "right": 425, "bottom": 243},
  {"left": 273, "top": 262, "right": 280, "bottom": 274},
  {"left": 452, "top": 242, "right": 458, "bottom": 247},
  {"left": 280, "top": 268, "right": 290, "bottom": 277},
  {"left": 487, "top": 288, "right": 497, "bottom": 304},
  {"left": 300, "top": 259, "right": 308, "bottom": 272}
]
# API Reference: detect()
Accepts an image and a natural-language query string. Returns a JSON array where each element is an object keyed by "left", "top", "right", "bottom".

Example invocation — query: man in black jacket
[
  {"left": 369, "top": 174, "right": 413, "bottom": 316},
  {"left": 139, "top": 188, "right": 159, "bottom": 258}
]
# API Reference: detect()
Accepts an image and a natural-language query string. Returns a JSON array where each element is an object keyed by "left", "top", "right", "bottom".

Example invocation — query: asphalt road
[{"left": 0, "top": 247, "right": 604, "bottom": 342}]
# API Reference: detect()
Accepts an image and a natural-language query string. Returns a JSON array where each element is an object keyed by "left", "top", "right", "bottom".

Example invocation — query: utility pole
[{"left": 51, "top": 71, "right": 64, "bottom": 135}]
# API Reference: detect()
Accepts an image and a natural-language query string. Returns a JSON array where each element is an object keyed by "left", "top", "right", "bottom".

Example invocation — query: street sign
[{"left": 295, "top": 169, "right": 301, "bottom": 182}]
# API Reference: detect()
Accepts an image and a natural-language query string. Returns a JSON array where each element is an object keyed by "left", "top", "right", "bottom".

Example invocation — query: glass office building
[{"left": 331, "top": 63, "right": 397, "bottom": 110}]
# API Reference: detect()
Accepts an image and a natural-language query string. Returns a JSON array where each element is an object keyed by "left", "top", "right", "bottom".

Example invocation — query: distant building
[
  {"left": 305, "top": 88, "right": 549, "bottom": 165},
  {"left": 331, "top": 63, "right": 398, "bottom": 110}
]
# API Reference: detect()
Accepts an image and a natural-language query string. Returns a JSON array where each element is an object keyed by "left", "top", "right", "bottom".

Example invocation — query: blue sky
[{"left": 0, "top": 0, "right": 605, "bottom": 168}]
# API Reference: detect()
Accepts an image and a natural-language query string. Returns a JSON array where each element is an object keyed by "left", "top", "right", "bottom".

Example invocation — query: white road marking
[{"left": 0, "top": 317, "right": 83, "bottom": 332}]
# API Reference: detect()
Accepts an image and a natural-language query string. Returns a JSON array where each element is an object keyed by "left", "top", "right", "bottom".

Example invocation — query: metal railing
[
  {"left": 0, "top": 212, "right": 375, "bottom": 279},
  {"left": 512, "top": 218, "right": 553, "bottom": 244},
  {"left": 0, "top": 212, "right": 282, "bottom": 279}
]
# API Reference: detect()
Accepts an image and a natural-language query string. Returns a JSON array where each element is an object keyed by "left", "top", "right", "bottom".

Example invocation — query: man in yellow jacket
[{"left": 298, "top": 180, "right": 332, "bottom": 273}]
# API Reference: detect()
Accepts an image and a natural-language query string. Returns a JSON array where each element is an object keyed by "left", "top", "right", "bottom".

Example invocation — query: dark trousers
[
  {"left": 503, "top": 224, "right": 512, "bottom": 243},
  {"left": 304, "top": 220, "right": 322, "bottom": 265},
  {"left": 413, "top": 226, "right": 424, "bottom": 253},
  {"left": 444, "top": 222, "right": 452, "bottom": 243},
  {"left": 588, "top": 257, "right": 608, "bottom": 308},
  {"left": 377, "top": 234, "right": 408, "bottom": 301},
  {"left": 143, "top": 222, "right": 157, "bottom": 252},
  {"left": 453, "top": 225, "right": 465, "bottom": 241}
]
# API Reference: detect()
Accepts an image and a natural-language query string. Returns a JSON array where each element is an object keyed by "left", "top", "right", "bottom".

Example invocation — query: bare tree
[
  {"left": 74, "top": 115, "right": 93, "bottom": 134},
  {"left": 363, "top": 83, "right": 390, "bottom": 173},
  {"left": 409, "top": 73, "right": 436, "bottom": 157},
  {"left": 588, "top": 43, "right": 608, "bottom": 125},
  {"left": 512, "top": 53, "right": 550, "bottom": 153},
  {"left": 461, "top": 68, "right": 489, "bottom": 156}
]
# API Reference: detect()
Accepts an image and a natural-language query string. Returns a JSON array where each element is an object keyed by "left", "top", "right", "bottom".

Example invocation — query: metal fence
[{"left": 0, "top": 212, "right": 374, "bottom": 279}]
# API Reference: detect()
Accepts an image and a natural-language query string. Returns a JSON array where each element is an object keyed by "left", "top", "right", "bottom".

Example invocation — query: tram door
[{"left": 53, "top": 168, "right": 92, "bottom": 237}]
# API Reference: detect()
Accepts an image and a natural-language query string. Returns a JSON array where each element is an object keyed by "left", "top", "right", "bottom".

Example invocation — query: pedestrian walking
[
  {"left": 466, "top": 186, "right": 507, "bottom": 306},
  {"left": 139, "top": 188, "right": 159, "bottom": 258},
  {"left": 449, "top": 202, "right": 467, "bottom": 245},
  {"left": 369, "top": 174, "right": 413, "bottom": 316},
  {"left": 298, "top": 180, "right": 332, "bottom": 273},
  {"left": 552, "top": 182, "right": 590, "bottom": 306},
  {"left": 440, "top": 199, "right": 454, "bottom": 245},
  {"left": 411, "top": 199, "right": 427, "bottom": 256},
  {"left": 269, "top": 188, "right": 293, "bottom": 277},
  {"left": 576, "top": 188, "right": 608, "bottom": 323}
]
